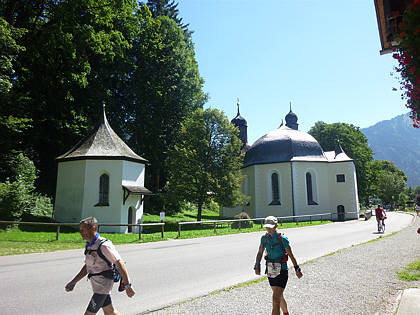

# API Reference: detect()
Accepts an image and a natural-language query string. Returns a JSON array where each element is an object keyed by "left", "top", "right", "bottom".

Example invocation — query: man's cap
[{"left": 263, "top": 216, "right": 278, "bottom": 228}]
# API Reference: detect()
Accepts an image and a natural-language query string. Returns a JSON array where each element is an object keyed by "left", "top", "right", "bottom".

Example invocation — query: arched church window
[
  {"left": 270, "top": 173, "right": 281, "bottom": 205},
  {"left": 306, "top": 172, "right": 318, "bottom": 205},
  {"left": 98, "top": 173, "right": 109, "bottom": 206}
]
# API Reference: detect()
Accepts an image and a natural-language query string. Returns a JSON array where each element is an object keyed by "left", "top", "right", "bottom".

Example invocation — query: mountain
[{"left": 361, "top": 113, "right": 420, "bottom": 188}]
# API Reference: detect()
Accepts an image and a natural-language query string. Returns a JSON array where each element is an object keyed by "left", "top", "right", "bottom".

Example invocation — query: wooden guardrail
[
  {"left": 0, "top": 221, "right": 165, "bottom": 240},
  {"left": 177, "top": 212, "right": 333, "bottom": 237}
]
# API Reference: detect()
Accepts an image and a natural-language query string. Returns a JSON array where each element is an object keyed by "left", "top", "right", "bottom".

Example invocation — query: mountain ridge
[{"left": 361, "top": 112, "right": 420, "bottom": 188}]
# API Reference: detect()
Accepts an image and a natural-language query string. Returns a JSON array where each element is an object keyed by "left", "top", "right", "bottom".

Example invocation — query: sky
[{"left": 177, "top": 0, "right": 408, "bottom": 145}]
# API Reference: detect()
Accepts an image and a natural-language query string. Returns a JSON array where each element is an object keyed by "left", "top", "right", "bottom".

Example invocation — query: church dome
[{"left": 243, "top": 125, "right": 327, "bottom": 167}]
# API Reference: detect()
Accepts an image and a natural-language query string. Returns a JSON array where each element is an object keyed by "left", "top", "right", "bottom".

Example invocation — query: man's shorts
[
  {"left": 268, "top": 270, "right": 288, "bottom": 288},
  {"left": 86, "top": 293, "right": 112, "bottom": 313}
]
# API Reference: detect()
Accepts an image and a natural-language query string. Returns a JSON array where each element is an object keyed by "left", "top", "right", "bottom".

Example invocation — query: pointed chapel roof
[{"left": 56, "top": 105, "right": 148, "bottom": 163}]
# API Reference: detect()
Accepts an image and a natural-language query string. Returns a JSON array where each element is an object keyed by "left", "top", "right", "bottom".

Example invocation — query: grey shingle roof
[
  {"left": 56, "top": 107, "right": 148, "bottom": 163},
  {"left": 243, "top": 125, "right": 327, "bottom": 167}
]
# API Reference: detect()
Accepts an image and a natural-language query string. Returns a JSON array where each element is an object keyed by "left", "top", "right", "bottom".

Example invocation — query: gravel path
[{"left": 147, "top": 215, "right": 420, "bottom": 315}]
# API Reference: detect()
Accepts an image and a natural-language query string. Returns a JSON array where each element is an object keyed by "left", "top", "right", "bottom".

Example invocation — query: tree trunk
[
  {"left": 197, "top": 202, "right": 203, "bottom": 221},
  {"left": 153, "top": 167, "right": 160, "bottom": 192}
]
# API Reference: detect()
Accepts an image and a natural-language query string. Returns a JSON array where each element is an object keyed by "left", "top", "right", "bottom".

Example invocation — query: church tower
[
  {"left": 285, "top": 103, "right": 299, "bottom": 130},
  {"left": 231, "top": 99, "right": 250, "bottom": 152}
]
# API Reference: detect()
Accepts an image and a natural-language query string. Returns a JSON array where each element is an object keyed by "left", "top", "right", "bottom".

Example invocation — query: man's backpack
[
  {"left": 85, "top": 239, "right": 121, "bottom": 283},
  {"left": 263, "top": 232, "right": 288, "bottom": 263}
]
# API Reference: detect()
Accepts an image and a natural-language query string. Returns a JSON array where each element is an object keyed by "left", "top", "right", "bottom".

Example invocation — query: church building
[
  {"left": 223, "top": 103, "right": 360, "bottom": 221},
  {"left": 54, "top": 106, "right": 153, "bottom": 233}
]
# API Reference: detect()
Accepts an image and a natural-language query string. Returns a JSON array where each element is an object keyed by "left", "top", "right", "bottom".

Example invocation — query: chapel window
[
  {"left": 270, "top": 173, "right": 281, "bottom": 205},
  {"left": 98, "top": 173, "right": 109, "bottom": 206},
  {"left": 336, "top": 174, "right": 345, "bottom": 182},
  {"left": 306, "top": 172, "right": 318, "bottom": 205}
]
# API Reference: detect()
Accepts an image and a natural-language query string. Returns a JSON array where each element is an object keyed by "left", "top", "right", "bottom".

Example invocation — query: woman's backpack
[{"left": 263, "top": 232, "right": 288, "bottom": 263}]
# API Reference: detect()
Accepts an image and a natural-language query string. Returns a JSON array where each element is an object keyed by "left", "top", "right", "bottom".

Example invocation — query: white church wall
[
  {"left": 54, "top": 160, "right": 86, "bottom": 222},
  {"left": 253, "top": 163, "right": 293, "bottom": 218},
  {"left": 122, "top": 161, "right": 145, "bottom": 185},
  {"left": 293, "top": 162, "right": 331, "bottom": 216},
  {"left": 328, "top": 161, "right": 360, "bottom": 220},
  {"left": 121, "top": 160, "right": 145, "bottom": 232},
  {"left": 82, "top": 160, "right": 123, "bottom": 232}
]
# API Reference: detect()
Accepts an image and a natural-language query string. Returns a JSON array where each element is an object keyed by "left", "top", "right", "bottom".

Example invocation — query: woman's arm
[
  {"left": 254, "top": 245, "right": 265, "bottom": 275},
  {"left": 286, "top": 246, "right": 303, "bottom": 279}
]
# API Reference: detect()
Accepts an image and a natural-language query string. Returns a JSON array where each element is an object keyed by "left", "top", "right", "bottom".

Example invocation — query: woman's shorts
[{"left": 268, "top": 270, "right": 288, "bottom": 288}]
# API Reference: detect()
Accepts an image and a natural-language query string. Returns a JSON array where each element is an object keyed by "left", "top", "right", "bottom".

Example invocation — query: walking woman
[{"left": 254, "top": 216, "right": 303, "bottom": 315}]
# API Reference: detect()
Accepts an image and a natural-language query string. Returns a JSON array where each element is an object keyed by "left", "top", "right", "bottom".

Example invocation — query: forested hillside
[{"left": 361, "top": 113, "right": 420, "bottom": 187}]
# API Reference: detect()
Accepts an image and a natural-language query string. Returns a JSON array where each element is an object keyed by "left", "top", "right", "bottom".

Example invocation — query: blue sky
[{"left": 177, "top": 0, "right": 407, "bottom": 145}]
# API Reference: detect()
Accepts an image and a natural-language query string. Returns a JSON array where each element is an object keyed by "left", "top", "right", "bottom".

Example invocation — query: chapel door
[
  {"left": 128, "top": 207, "right": 134, "bottom": 233},
  {"left": 337, "top": 205, "right": 345, "bottom": 222}
]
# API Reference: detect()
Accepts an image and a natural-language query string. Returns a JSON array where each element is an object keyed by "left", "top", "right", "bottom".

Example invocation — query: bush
[
  {"left": 231, "top": 211, "right": 253, "bottom": 229},
  {"left": 0, "top": 153, "right": 53, "bottom": 222}
]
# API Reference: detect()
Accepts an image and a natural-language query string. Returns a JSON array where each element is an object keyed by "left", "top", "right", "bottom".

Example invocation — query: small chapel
[
  {"left": 54, "top": 105, "right": 153, "bottom": 233},
  {"left": 223, "top": 102, "right": 360, "bottom": 221}
]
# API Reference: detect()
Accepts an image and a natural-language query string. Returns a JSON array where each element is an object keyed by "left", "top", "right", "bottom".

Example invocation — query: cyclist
[{"left": 375, "top": 204, "right": 386, "bottom": 232}]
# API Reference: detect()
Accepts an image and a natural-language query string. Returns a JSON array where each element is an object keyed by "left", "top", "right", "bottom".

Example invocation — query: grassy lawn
[
  {"left": 0, "top": 209, "right": 331, "bottom": 256},
  {"left": 398, "top": 259, "right": 420, "bottom": 281}
]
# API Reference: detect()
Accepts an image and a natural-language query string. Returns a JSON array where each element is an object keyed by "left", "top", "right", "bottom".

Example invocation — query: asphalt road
[{"left": 0, "top": 212, "right": 413, "bottom": 315}]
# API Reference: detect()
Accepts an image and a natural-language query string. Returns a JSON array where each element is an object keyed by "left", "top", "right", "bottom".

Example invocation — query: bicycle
[{"left": 377, "top": 219, "right": 385, "bottom": 233}]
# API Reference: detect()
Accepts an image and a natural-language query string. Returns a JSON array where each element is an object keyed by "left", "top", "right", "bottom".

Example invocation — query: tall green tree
[
  {"left": 308, "top": 122, "right": 374, "bottom": 200},
  {"left": 369, "top": 160, "right": 407, "bottom": 208},
  {"left": 166, "top": 108, "right": 245, "bottom": 221},
  {"left": 0, "top": 0, "right": 139, "bottom": 194},
  {"left": 125, "top": 7, "right": 206, "bottom": 197},
  {"left": 145, "top": 0, "right": 190, "bottom": 35},
  {"left": 1, "top": 1, "right": 205, "bottom": 200}
]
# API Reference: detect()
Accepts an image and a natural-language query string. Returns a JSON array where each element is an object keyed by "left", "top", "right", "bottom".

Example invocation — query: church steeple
[
  {"left": 285, "top": 102, "right": 299, "bottom": 130},
  {"left": 231, "top": 98, "right": 249, "bottom": 150}
]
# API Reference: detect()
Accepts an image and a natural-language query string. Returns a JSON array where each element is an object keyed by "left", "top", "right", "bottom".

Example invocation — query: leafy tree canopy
[
  {"left": 308, "top": 121, "right": 374, "bottom": 200},
  {"left": 145, "top": 0, "right": 190, "bottom": 36},
  {"left": 369, "top": 160, "right": 407, "bottom": 208},
  {"left": 166, "top": 108, "right": 245, "bottom": 221},
  {"left": 0, "top": 1, "right": 205, "bottom": 200}
]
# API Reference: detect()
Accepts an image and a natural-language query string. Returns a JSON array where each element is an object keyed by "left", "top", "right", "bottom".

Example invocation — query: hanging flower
[{"left": 394, "top": 1, "right": 420, "bottom": 128}]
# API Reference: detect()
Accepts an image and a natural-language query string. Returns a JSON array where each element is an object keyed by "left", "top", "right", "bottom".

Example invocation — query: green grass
[
  {"left": 0, "top": 209, "right": 331, "bottom": 256},
  {"left": 398, "top": 259, "right": 420, "bottom": 281}
]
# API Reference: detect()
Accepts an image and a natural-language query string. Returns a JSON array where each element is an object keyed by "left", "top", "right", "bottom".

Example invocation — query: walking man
[
  {"left": 254, "top": 216, "right": 302, "bottom": 315},
  {"left": 65, "top": 217, "right": 135, "bottom": 314}
]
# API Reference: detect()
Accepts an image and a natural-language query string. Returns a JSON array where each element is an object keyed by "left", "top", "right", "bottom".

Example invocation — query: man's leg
[
  {"left": 85, "top": 293, "right": 113, "bottom": 315},
  {"left": 271, "top": 286, "right": 288, "bottom": 315},
  {"left": 102, "top": 303, "right": 120, "bottom": 315}
]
